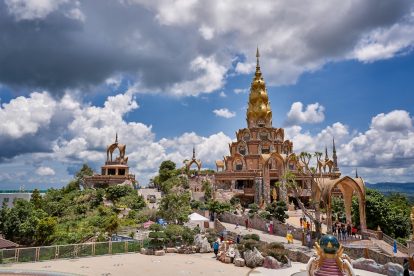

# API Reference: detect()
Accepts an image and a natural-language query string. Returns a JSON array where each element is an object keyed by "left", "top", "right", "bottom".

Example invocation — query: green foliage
[
  {"left": 266, "top": 201, "right": 289, "bottom": 223},
  {"left": 230, "top": 196, "right": 241, "bottom": 206},
  {"left": 30, "top": 189, "right": 43, "bottom": 209},
  {"left": 36, "top": 217, "right": 57, "bottom": 245},
  {"left": 148, "top": 223, "right": 166, "bottom": 249},
  {"left": 105, "top": 185, "right": 134, "bottom": 202},
  {"left": 207, "top": 200, "right": 231, "bottom": 215},
  {"left": 136, "top": 209, "right": 157, "bottom": 223},
  {"left": 243, "top": 233, "right": 260, "bottom": 241},
  {"left": 159, "top": 160, "right": 177, "bottom": 183},
  {"left": 190, "top": 200, "right": 205, "bottom": 210},
  {"left": 158, "top": 191, "right": 192, "bottom": 224},
  {"left": 352, "top": 188, "right": 411, "bottom": 239},
  {"left": 202, "top": 180, "right": 212, "bottom": 202}
]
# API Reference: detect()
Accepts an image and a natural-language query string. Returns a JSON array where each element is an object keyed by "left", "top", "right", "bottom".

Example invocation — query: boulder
[
  {"left": 154, "top": 250, "right": 165, "bottom": 256},
  {"left": 352, "top": 258, "right": 384, "bottom": 274},
  {"left": 234, "top": 258, "right": 246, "bottom": 267},
  {"left": 263, "top": 256, "right": 282, "bottom": 269},
  {"left": 140, "top": 248, "right": 154, "bottom": 255},
  {"left": 166, "top": 247, "right": 178, "bottom": 253},
  {"left": 218, "top": 252, "right": 226, "bottom": 263},
  {"left": 234, "top": 249, "right": 241, "bottom": 259},
  {"left": 244, "top": 247, "right": 264, "bottom": 268},
  {"left": 224, "top": 256, "right": 232, "bottom": 264},
  {"left": 199, "top": 237, "right": 212, "bottom": 253},
  {"left": 383, "top": 262, "right": 403, "bottom": 276}
]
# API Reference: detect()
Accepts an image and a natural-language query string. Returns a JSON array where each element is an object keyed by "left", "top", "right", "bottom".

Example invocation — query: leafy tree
[
  {"left": 105, "top": 215, "right": 119, "bottom": 235},
  {"left": 352, "top": 189, "right": 411, "bottom": 239},
  {"left": 75, "top": 163, "right": 94, "bottom": 189},
  {"left": 148, "top": 223, "right": 166, "bottom": 249},
  {"left": 36, "top": 217, "right": 57, "bottom": 245},
  {"left": 208, "top": 200, "right": 231, "bottom": 215},
  {"left": 159, "top": 160, "right": 177, "bottom": 183},
  {"left": 266, "top": 201, "right": 289, "bottom": 223},
  {"left": 105, "top": 185, "right": 133, "bottom": 202},
  {"left": 30, "top": 189, "right": 43, "bottom": 209},
  {"left": 158, "top": 191, "right": 192, "bottom": 224},
  {"left": 190, "top": 200, "right": 205, "bottom": 210},
  {"left": 202, "top": 180, "right": 212, "bottom": 202}
]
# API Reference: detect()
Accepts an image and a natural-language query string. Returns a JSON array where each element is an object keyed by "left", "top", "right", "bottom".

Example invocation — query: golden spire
[{"left": 246, "top": 47, "right": 272, "bottom": 128}]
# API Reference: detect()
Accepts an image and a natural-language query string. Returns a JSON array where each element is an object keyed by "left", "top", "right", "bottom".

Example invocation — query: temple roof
[{"left": 246, "top": 47, "right": 272, "bottom": 128}]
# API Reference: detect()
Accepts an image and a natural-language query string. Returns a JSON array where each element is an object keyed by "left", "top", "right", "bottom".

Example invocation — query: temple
[
  {"left": 214, "top": 48, "right": 366, "bottom": 231},
  {"left": 83, "top": 134, "right": 136, "bottom": 188}
]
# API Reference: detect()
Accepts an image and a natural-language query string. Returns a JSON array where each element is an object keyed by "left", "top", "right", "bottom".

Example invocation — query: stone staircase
[{"left": 315, "top": 259, "right": 344, "bottom": 276}]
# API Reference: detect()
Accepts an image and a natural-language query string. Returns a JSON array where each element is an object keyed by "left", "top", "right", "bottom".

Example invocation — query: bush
[
  {"left": 243, "top": 233, "right": 260, "bottom": 241},
  {"left": 230, "top": 196, "right": 240, "bottom": 206},
  {"left": 261, "top": 243, "right": 288, "bottom": 264}
]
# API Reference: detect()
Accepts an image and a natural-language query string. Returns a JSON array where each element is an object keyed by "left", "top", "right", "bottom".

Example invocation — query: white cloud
[
  {"left": 170, "top": 56, "right": 227, "bottom": 96},
  {"left": 219, "top": 91, "right": 227, "bottom": 98},
  {"left": 234, "top": 88, "right": 248, "bottom": 94},
  {"left": 285, "top": 102, "right": 325, "bottom": 126},
  {"left": 36, "top": 166, "right": 55, "bottom": 176},
  {"left": 199, "top": 25, "right": 215, "bottom": 40},
  {"left": 0, "top": 92, "right": 57, "bottom": 138},
  {"left": 235, "top": 62, "right": 255, "bottom": 74},
  {"left": 371, "top": 110, "right": 412, "bottom": 132},
  {"left": 5, "top": 0, "right": 67, "bottom": 20},
  {"left": 213, "top": 108, "right": 236, "bottom": 118}
]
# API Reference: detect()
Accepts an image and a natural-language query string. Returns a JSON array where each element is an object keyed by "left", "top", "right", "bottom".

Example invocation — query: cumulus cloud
[
  {"left": 0, "top": 0, "right": 413, "bottom": 95},
  {"left": 370, "top": 110, "right": 412, "bottom": 132},
  {"left": 213, "top": 108, "right": 236, "bottom": 118},
  {"left": 234, "top": 88, "right": 248, "bottom": 94},
  {"left": 36, "top": 166, "right": 55, "bottom": 176},
  {"left": 285, "top": 102, "right": 325, "bottom": 126}
]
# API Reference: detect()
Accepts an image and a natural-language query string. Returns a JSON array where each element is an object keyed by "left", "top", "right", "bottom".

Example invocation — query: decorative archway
[{"left": 317, "top": 176, "right": 366, "bottom": 233}]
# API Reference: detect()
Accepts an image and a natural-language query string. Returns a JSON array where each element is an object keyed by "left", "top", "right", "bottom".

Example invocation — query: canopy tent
[{"left": 186, "top": 212, "right": 210, "bottom": 230}]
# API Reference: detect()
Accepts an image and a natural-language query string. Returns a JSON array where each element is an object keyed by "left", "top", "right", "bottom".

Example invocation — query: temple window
[
  {"left": 101, "top": 168, "right": 106, "bottom": 175},
  {"left": 118, "top": 169, "right": 126, "bottom": 175},
  {"left": 238, "top": 145, "right": 246, "bottom": 155},
  {"left": 261, "top": 145, "right": 270, "bottom": 154},
  {"left": 108, "top": 168, "right": 116, "bottom": 175},
  {"left": 289, "top": 163, "right": 295, "bottom": 170},
  {"left": 257, "top": 120, "right": 265, "bottom": 127},
  {"left": 235, "top": 160, "right": 243, "bottom": 171},
  {"left": 259, "top": 132, "right": 269, "bottom": 140}
]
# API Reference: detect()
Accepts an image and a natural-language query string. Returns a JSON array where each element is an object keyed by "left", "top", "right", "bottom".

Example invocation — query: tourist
[
  {"left": 235, "top": 222, "right": 239, "bottom": 229},
  {"left": 299, "top": 217, "right": 303, "bottom": 228},
  {"left": 266, "top": 222, "right": 270, "bottom": 233},
  {"left": 306, "top": 231, "right": 312, "bottom": 249},
  {"left": 213, "top": 239, "right": 220, "bottom": 258},
  {"left": 341, "top": 225, "right": 347, "bottom": 241},
  {"left": 347, "top": 223, "right": 351, "bottom": 237},
  {"left": 286, "top": 228, "right": 293, "bottom": 244},
  {"left": 269, "top": 220, "right": 274, "bottom": 234},
  {"left": 236, "top": 234, "right": 241, "bottom": 244},
  {"left": 245, "top": 218, "right": 249, "bottom": 230},
  {"left": 403, "top": 258, "right": 410, "bottom": 276},
  {"left": 352, "top": 226, "right": 357, "bottom": 238}
]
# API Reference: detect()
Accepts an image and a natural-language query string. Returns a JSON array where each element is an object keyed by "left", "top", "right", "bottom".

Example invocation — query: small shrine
[{"left": 83, "top": 134, "right": 136, "bottom": 188}]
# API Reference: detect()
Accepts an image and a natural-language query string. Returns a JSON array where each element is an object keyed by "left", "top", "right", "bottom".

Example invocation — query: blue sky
[{"left": 0, "top": 0, "right": 414, "bottom": 189}]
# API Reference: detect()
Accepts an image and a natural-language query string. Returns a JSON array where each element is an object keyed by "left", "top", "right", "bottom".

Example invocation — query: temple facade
[
  {"left": 83, "top": 134, "right": 136, "bottom": 188},
  {"left": 214, "top": 48, "right": 341, "bottom": 206}
]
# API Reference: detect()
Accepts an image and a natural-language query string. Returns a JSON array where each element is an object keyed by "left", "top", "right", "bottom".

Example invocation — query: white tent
[{"left": 187, "top": 212, "right": 210, "bottom": 230}]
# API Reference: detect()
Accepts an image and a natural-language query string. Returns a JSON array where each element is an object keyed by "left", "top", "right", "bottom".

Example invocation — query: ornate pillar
[
  {"left": 231, "top": 180, "right": 236, "bottom": 191},
  {"left": 342, "top": 186, "right": 353, "bottom": 225},
  {"left": 254, "top": 176, "right": 263, "bottom": 204}
]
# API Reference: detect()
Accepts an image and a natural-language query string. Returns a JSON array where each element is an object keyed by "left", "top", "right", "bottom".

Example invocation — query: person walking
[
  {"left": 236, "top": 234, "right": 241, "bottom": 244},
  {"left": 213, "top": 239, "right": 220, "bottom": 258},
  {"left": 245, "top": 218, "right": 249, "bottom": 230},
  {"left": 403, "top": 258, "right": 410, "bottom": 276},
  {"left": 269, "top": 221, "right": 274, "bottom": 234},
  {"left": 306, "top": 231, "right": 312, "bottom": 249}
]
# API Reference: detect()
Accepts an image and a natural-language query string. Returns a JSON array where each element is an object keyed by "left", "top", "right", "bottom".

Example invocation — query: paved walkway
[{"left": 1, "top": 253, "right": 250, "bottom": 276}]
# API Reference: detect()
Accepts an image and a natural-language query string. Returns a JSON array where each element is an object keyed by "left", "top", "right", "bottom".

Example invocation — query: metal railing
[
  {"left": 0, "top": 240, "right": 143, "bottom": 264},
  {"left": 382, "top": 232, "right": 408, "bottom": 254}
]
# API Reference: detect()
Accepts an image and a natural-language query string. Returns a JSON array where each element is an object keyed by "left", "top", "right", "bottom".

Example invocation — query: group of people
[
  {"left": 213, "top": 234, "right": 241, "bottom": 258},
  {"left": 299, "top": 217, "right": 311, "bottom": 231},
  {"left": 332, "top": 222, "right": 358, "bottom": 240}
]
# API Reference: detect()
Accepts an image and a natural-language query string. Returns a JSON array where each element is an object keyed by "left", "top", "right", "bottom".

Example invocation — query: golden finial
[{"left": 256, "top": 46, "right": 260, "bottom": 68}]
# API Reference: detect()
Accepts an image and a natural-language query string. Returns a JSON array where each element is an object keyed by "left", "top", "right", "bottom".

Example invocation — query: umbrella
[{"left": 143, "top": 220, "right": 155, "bottom": 229}]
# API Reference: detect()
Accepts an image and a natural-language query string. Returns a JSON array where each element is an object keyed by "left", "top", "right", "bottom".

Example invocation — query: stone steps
[{"left": 315, "top": 259, "right": 344, "bottom": 276}]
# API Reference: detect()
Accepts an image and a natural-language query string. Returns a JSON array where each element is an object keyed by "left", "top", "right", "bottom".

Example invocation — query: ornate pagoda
[
  {"left": 83, "top": 134, "right": 136, "bottom": 188},
  {"left": 214, "top": 48, "right": 341, "bottom": 205}
]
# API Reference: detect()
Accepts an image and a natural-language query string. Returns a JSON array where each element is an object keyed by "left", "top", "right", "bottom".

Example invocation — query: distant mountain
[{"left": 366, "top": 182, "right": 414, "bottom": 196}]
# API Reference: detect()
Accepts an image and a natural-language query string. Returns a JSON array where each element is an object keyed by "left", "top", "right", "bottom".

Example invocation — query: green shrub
[{"left": 243, "top": 233, "right": 260, "bottom": 241}]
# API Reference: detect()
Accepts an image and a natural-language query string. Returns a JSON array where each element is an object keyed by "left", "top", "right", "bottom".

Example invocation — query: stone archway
[{"left": 320, "top": 176, "right": 367, "bottom": 233}]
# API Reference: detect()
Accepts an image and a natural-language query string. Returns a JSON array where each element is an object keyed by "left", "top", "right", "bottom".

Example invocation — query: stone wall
[
  {"left": 343, "top": 247, "right": 405, "bottom": 265},
  {"left": 218, "top": 212, "right": 303, "bottom": 240}
]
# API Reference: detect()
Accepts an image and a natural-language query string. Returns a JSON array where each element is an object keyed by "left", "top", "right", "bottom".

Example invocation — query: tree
[
  {"left": 266, "top": 201, "right": 289, "bottom": 223},
  {"left": 208, "top": 200, "right": 231, "bottom": 215},
  {"left": 159, "top": 160, "right": 177, "bottom": 183},
  {"left": 202, "top": 180, "right": 212, "bottom": 202},
  {"left": 158, "top": 191, "right": 192, "bottom": 224},
  {"left": 30, "top": 189, "right": 43, "bottom": 209},
  {"left": 148, "top": 223, "right": 167, "bottom": 249},
  {"left": 36, "top": 217, "right": 57, "bottom": 245},
  {"left": 105, "top": 185, "right": 133, "bottom": 202}
]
